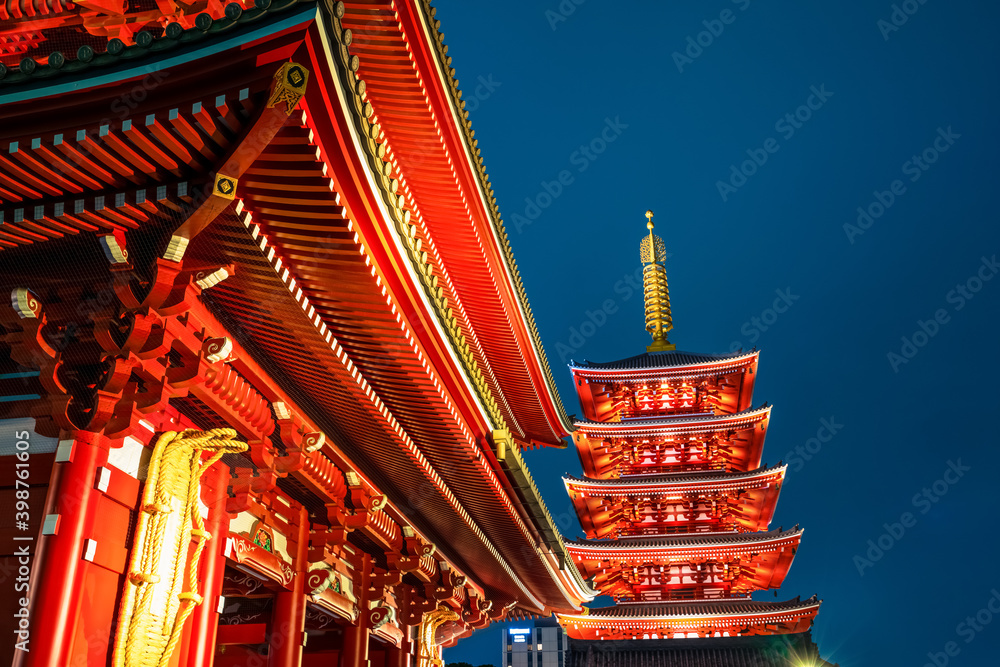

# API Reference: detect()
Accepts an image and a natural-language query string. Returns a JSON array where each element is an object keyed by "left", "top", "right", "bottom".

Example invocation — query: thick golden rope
[
  {"left": 112, "top": 428, "right": 247, "bottom": 667},
  {"left": 417, "top": 607, "right": 459, "bottom": 667}
]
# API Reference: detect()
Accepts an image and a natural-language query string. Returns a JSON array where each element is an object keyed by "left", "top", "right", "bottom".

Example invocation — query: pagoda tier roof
[
  {"left": 572, "top": 407, "right": 770, "bottom": 479},
  {"left": 565, "top": 633, "right": 834, "bottom": 667},
  {"left": 574, "top": 596, "right": 819, "bottom": 619},
  {"left": 574, "top": 406, "right": 771, "bottom": 435},
  {"left": 0, "top": 0, "right": 593, "bottom": 616},
  {"left": 569, "top": 351, "right": 758, "bottom": 420},
  {"left": 565, "top": 466, "right": 785, "bottom": 538},
  {"left": 565, "top": 526, "right": 803, "bottom": 554},
  {"left": 570, "top": 350, "right": 758, "bottom": 374},
  {"left": 567, "top": 528, "right": 802, "bottom": 600},
  {"left": 564, "top": 463, "right": 787, "bottom": 496},
  {"left": 556, "top": 596, "right": 820, "bottom": 639}
]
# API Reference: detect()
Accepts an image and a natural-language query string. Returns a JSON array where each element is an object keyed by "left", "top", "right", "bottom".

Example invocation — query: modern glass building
[{"left": 504, "top": 617, "right": 567, "bottom": 667}]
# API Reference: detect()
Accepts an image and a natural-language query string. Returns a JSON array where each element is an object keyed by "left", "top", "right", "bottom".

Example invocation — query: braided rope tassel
[{"left": 112, "top": 428, "right": 247, "bottom": 667}]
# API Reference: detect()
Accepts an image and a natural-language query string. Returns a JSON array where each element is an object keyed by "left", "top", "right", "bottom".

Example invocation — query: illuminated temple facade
[
  {"left": 0, "top": 2, "right": 599, "bottom": 666},
  {"left": 555, "top": 214, "right": 834, "bottom": 665}
]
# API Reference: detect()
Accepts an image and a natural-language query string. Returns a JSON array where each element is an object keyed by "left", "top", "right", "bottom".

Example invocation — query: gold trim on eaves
[
  {"left": 417, "top": 0, "right": 574, "bottom": 436},
  {"left": 322, "top": 0, "right": 507, "bottom": 435}
]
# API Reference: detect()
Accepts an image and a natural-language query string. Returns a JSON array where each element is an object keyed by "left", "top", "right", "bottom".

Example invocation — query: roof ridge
[
  {"left": 569, "top": 349, "right": 759, "bottom": 371},
  {"left": 563, "top": 462, "right": 787, "bottom": 486},
  {"left": 565, "top": 526, "right": 803, "bottom": 549},
  {"left": 579, "top": 596, "right": 822, "bottom": 617},
  {"left": 574, "top": 404, "right": 771, "bottom": 428}
]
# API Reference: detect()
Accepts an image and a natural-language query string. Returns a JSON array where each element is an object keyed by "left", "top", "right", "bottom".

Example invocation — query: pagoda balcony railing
[
  {"left": 618, "top": 462, "right": 729, "bottom": 475},
  {"left": 619, "top": 525, "right": 722, "bottom": 537},
  {"left": 617, "top": 589, "right": 747, "bottom": 602},
  {"left": 617, "top": 405, "right": 714, "bottom": 420}
]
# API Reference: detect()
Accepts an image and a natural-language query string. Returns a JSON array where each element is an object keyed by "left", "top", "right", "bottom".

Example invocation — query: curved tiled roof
[
  {"left": 565, "top": 526, "right": 802, "bottom": 551},
  {"left": 583, "top": 596, "right": 819, "bottom": 619},
  {"left": 563, "top": 463, "right": 787, "bottom": 488},
  {"left": 0, "top": 0, "right": 592, "bottom": 615},
  {"left": 574, "top": 406, "right": 770, "bottom": 431},
  {"left": 570, "top": 350, "right": 757, "bottom": 372},
  {"left": 0, "top": 0, "right": 313, "bottom": 89},
  {"left": 564, "top": 633, "right": 833, "bottom": 667},
  {"left": 412, "top": 2, "right": 574, "bottom": 434}
]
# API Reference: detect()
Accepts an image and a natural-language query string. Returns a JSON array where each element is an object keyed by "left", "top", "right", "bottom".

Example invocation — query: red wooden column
[
  {"left": 269, "top": 505, "right": 310, "bottom": 667},
  {"left": 340, "top": 554, "right": 372, "bottom": 667},
  {"left": 387, "top": 629, "right": 412, "bottom": 667},
  {"left": 180, "top": 461, "right": 233, "bottom": 667},
  {"left": 25, "top": 430, "right": 111, "bottom": 667}
]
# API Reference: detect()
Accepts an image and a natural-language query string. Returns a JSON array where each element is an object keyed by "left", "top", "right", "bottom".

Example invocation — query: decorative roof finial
[{"left": 639, "top": 209, "right": 675, "bottom": 353}]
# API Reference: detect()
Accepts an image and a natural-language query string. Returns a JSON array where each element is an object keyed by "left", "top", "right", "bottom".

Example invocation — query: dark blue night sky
[{"left": 438, "top": 2, "right": 1000, "bottom": 666}]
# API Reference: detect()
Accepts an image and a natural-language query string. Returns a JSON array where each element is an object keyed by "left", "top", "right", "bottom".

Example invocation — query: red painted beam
[{"left": 216, "top": 623, "right": 268, "bottom": 646}]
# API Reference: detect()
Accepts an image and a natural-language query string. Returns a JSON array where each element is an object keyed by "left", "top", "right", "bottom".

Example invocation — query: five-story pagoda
[{"left": 555, "top": 212, "right": 821, "bottom": 643}]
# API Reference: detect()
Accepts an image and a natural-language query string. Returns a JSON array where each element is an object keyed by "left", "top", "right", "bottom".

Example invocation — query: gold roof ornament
[{"left": 640, "top": 210, "right": 675, "bottom": 352}]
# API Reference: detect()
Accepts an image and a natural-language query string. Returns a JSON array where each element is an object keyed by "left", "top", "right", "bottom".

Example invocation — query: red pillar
[
  {"left": 387, "top": 631, "right": 411, "bottom": 667},
  {"left": 12, "top": 434, "right": 63, "bottom": 667},
  {"left": 25, "top": 431, "right": 110, "bottom": 667},
  {"left": 269, "top": 505, "right": 309, "bottom": 667},
  {"left": 340, "top": 617, "right": 371, "bottom": 667},
  {"left": 340, "top": 554, "right": 371, "bottom": 667},
  {"left": 180, "top": 462, "right": 232, "bottom": 667}
]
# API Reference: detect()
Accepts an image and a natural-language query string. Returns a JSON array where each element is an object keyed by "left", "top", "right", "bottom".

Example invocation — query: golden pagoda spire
[{"left": 640, "top": 209, "right": 675, "bottom": 352}]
